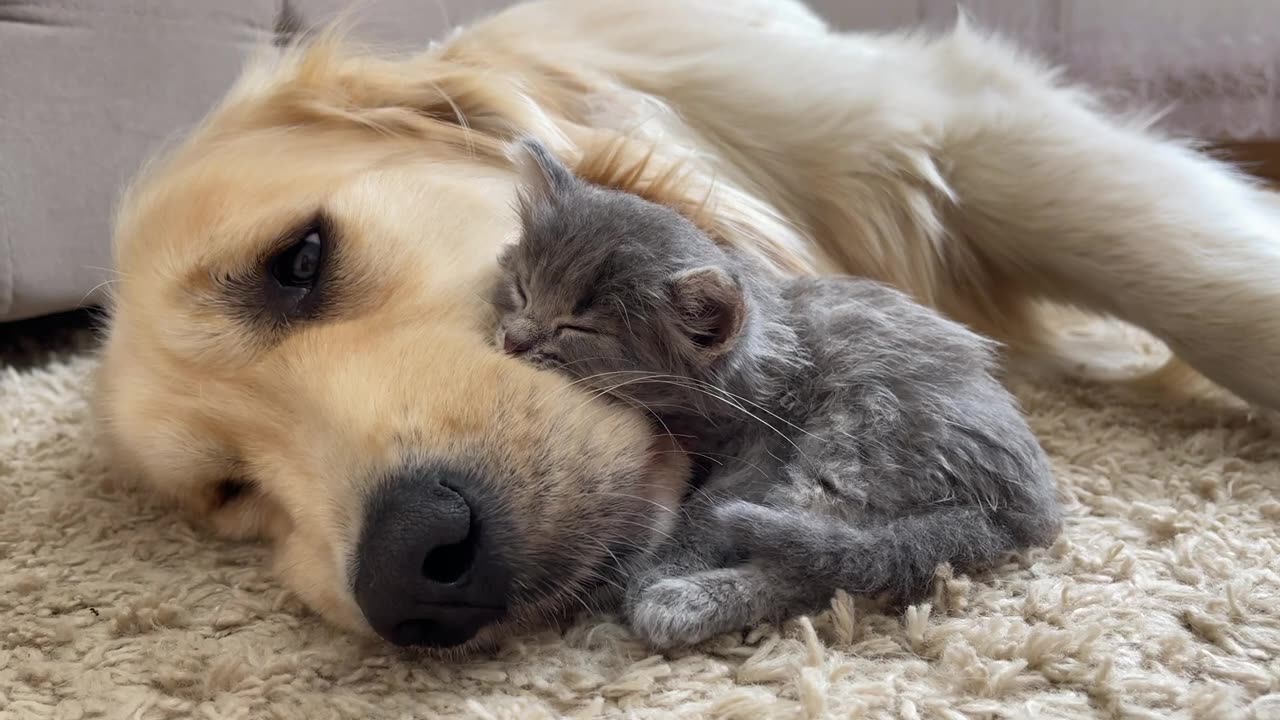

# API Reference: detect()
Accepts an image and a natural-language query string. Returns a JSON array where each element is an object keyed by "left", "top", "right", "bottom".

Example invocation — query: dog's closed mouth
[{"left": 391, "top": 604, "right": 506, "bottom": 648}]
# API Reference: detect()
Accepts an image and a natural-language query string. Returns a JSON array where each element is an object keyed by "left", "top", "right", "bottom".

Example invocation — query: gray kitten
[{"left": 493, "top": 139, "right": 1062, "bottom": 649}]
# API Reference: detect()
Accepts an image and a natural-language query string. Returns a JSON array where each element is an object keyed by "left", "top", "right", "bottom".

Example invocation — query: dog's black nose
[{"left": 354, "top": 465, "right": 510, "bottom": 647}]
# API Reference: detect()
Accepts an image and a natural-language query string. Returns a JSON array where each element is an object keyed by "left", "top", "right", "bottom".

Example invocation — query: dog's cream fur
[{"left": 96, "top": 0, "right": 1280, "bottom": 645}]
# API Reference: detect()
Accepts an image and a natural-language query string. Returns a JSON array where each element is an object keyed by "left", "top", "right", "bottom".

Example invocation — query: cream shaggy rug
[{"left": 1, "top": 314, "right": 1278, "bottom": 720}]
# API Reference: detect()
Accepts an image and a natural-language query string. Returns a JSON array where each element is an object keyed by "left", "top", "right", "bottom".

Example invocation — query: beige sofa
[{"left": 3, "top": 0, "right": 1277, "bottom": 322}]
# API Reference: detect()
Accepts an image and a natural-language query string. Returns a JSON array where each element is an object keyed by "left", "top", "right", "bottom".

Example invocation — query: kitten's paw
[
  {"left": 714, "top": 499, "right": 776, "bottom": 529},
  {"left": 628, "top": 578, "right": 722, "bottom": 649},
  {"left": 713, "top": 501, "right": 791, "bottom": 553}
]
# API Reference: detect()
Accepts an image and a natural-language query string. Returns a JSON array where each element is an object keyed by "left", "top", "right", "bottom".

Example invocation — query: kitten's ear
[
  {"left": 510, "top": 137, "right": 577, "bottom": 204},
  {"left": 668, "top": 266, "right": 745, "bottom": 360},
  {"left": 496, "top": 243, "right": 515, "bottom": 269}
]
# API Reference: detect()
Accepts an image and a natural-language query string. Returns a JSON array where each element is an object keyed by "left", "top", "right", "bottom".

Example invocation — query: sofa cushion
[
  {"left": 811, "top": 0, "right": 1280, "bottom": 140},
  {"left": 0, "top": 0, "right": 511, "bottom": 321}
]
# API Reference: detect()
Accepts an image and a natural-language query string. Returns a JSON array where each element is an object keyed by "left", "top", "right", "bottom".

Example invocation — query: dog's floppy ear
[
  {"left": 510, "top": 138, "right": 578, "bottom": 204},
  {"left": 667, "top": 266, "right": 746, "bottom": 361}
]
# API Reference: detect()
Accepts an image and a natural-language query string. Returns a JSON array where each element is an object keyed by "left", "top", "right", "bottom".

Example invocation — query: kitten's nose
[{"left": 502, "top": 331, "right": 532, "bottom": 355}]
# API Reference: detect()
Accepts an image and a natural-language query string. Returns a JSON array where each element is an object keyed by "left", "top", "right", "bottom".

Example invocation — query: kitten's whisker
[
  {"left": 688, "top": 376, "right": 839, "bottom": 443},
  {"left": 581, "top": 371, "right": 711, "bottom": 417},
  {"left": 690, "top": 450, "right": 773, "bottom": 483},
  {"left": 598, "top": 517, "right": 679, "bottom": 546},
  {"left": 82, "top": 265, "right": 135, "bottom": 285},
  {"left": 608, "top": 376, "right": 811, "bottom": 462},
  {"left": 562, "top": 370, "right": 812, "bottom": 461},
  {"left": 601, "top": 387, "right": 686, "bottom": 444},
  {"left": 530, "top": 367, "right": 653, "bottom": 414},
  {"left": 593, "top": 491, "right": 676, "bottom": 514},
  {"left": 77, "top": 278, "right": 122, "bottom": 308},
  {"left": 557, "top": 530, "right": 652, "bottom": 570},
  {"left": 634, "top": 370, "right": 838, "bottom": 446},
  {"left": 611, "top": 294, "right": 641, "bottom": 344}
]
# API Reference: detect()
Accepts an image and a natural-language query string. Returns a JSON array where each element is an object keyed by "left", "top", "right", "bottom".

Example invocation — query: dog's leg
[{"left": 933, "top": 31, "right": 1280, "bottom": 411}]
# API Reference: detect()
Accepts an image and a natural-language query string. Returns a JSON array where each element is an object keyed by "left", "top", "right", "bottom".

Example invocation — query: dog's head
[{"left": 93, "top": 37, "right": 691, "bottom": 651}]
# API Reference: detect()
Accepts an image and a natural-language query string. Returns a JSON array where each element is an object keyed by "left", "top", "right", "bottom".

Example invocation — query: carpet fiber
[{"left": 1, "top": 316, "right": 1278, "bottom": 720}]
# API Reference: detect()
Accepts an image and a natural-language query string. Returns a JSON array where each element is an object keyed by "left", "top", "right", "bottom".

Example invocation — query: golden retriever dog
[{"left": 94, "top": 0, "right": 1280, "bottom": 652}]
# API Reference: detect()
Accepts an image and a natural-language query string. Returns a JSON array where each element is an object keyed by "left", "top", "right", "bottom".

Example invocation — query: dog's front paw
[{"left": 627, "top": 577, "right": 722, "bottom": 649}]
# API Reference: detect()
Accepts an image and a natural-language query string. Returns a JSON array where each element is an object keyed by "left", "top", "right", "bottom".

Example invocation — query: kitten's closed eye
[
  {"left": 511, "top": 278, "right": 528, "bottom": 309},
  {"left": 572, "top": 290, "right": 596, "bottom": 316},
  {"left": 557, "top": 324, "right": 599, "bottom": 336}
]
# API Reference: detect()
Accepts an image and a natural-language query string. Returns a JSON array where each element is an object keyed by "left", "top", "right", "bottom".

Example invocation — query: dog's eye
[
  {"left": 271, "top": 230, "right": 323, "bottom": 289},
  {"left": 213, "top": 479, "right": 253, "bottom": 508}
]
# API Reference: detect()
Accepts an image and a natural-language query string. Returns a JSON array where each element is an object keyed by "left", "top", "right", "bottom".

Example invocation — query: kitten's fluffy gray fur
[{"left": 494, "top": 139, "right": 1062, "bottom": 649}]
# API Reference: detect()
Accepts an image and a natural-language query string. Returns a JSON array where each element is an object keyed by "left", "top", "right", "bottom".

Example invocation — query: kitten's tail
[{"left": 715, "top": 500, "right": 1059, "bottom": 602}]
